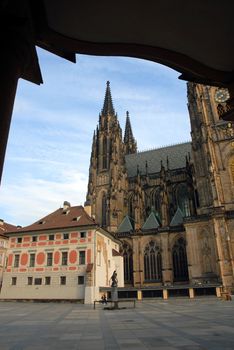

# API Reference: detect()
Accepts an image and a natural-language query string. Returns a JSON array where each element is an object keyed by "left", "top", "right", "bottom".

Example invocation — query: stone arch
[{"left": 144, "top": 240, "right": 162, "bottom": 282}]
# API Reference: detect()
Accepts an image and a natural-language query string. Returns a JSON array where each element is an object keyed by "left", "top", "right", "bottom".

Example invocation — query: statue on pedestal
[{"left": 110, "top": 270, "right": 118, "bottom": 287}]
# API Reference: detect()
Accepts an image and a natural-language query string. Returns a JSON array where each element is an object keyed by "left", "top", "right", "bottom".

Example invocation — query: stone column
[
  {"left": 185, "top": 223, "right": 202, "bottom": 282},
  {"left": 161, "top": 232, "right": 173, "bottom": 284},
  {"left": 212, "top": 216, "right": 234, "bottom": 291}
]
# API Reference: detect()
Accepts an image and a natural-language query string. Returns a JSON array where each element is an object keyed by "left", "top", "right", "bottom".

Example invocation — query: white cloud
[
  {"left": 0, "top": 169, "right": 87, "bottom": 226},
  {"left": 0, "top": 52, "right": 191, "bottom": 226}
]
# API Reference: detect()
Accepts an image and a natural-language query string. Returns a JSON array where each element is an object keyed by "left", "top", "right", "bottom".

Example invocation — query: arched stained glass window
[
  {"left": 144, "top": 241, "right": 162, "bottom": 282},
  {"left": 172, "top": 237, "right": 189, "bottom": 282}
]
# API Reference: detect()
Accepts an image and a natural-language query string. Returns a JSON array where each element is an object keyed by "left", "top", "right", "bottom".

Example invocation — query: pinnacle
[
  {"left": 124, "top": 111, "right": 134, "bottom": 143},
  {"left": 102, "top": 81, "right": 115, "bottom": 116}
]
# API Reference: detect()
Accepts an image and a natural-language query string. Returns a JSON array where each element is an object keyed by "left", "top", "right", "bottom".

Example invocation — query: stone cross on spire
[{"left": 102, "top": 81, "right": 115, "bottom": 116}]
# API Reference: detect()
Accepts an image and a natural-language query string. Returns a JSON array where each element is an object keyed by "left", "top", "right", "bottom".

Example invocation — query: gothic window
[
  {"left": 103, "top": 136, "right": 107, "bottom": 169},
  {"left": 128, "top": 194, "right": 135, "bottom": 220},
  {"left": 172, "top": 237, "right": 189, "bottom": 282},
  {"left": 144, "top": 241, "right": 162, "bottom": 282},
  {"left": 101, "top": 194, "right": 107, "bottom": 226},
  {"left": 177, "top": 184, "right": 191, "bottom": 217},
  {"left": 150, "top": 188, "right": 161, "bottom": 218},
  {"left": 121, "top": 242, "right": 133, "bottom": 284}
]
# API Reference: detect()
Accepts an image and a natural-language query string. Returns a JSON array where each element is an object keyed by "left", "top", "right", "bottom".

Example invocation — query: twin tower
[{"left": 86, "top": 81, "right": 138, "bottom": 231}]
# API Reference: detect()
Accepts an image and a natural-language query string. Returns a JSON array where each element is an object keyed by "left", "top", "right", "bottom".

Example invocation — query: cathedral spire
[
  {"left": 102, "top": 81, "right": 115, "bottom": 116},
  {"left": 124, "top": 111, "right": 137, "bottom": 154}
]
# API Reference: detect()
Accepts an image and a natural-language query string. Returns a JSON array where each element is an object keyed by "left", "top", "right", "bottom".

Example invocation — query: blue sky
[{"left": 0, "top": 48, "right": 191, "bottom": 226}]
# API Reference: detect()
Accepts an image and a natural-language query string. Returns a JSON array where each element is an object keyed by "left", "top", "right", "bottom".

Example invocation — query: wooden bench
[{"left": 94, "top": 299, "right": 136, "bottom": 309}]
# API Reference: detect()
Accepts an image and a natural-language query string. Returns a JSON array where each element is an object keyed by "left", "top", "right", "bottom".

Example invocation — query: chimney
[
  {"left": 0, "top": 219, "right": 4, "bottom": 225},
  {"left": 63, "top": 201, "right": 71, "bottom": 212}
]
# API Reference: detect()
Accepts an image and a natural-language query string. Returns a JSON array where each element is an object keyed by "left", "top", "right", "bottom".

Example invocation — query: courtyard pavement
[{"left": 0, "top": 298, "right": 233, "bottom": 349}]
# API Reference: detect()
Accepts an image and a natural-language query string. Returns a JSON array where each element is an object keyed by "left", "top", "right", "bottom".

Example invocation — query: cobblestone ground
[{"left": 0, "top": 298, "right": 233, "bottom": 349}]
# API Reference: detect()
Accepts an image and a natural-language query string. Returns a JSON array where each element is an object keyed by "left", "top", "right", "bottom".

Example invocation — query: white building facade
[{"left": 0, "top": 203, "right": 123, "bottom": 303}]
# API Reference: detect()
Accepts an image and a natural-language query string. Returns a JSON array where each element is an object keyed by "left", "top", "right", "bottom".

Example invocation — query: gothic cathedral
[{"left": 86, "top": 81, "right": 234, "bottom": 293}]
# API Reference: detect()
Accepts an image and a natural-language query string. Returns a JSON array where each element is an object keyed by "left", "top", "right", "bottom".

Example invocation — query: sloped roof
[
  {"left": 0, "top": 220, "right": 18, "bottom": 236},
  {"left": 117, "top": 215, "right": 134, "bottom": 233},
  {"left": 170, "top": 207, "right": 184, "bottom": 226},
  {"left": 112, "top": 249, "right": 122, "bottom": 257},
  {"left": 142, "top": 212, "right": 160, "bottom": 231},
  {"left": 6, "top": 206, "right": 97, "bottom": 234},
  {"left": 125, "top": 142, "right": 191, "bottom": 177}
]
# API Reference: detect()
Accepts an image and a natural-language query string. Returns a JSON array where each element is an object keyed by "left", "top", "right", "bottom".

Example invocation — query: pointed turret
[
  {"left": 124, "top": 111, "right": 137, "bottom": 154},
  {"left": 102, "top": 81, "right": 115, "bottom": 116}
]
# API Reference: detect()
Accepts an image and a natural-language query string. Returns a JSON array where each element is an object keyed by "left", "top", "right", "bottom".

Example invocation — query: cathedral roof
[{"left": 125, "top": 142, "right": 191, "bottom": 177}]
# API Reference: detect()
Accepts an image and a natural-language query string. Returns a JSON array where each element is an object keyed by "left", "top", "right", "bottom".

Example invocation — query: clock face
[{"left": 214, "top": 88, "right": 230, "bottom": 103}]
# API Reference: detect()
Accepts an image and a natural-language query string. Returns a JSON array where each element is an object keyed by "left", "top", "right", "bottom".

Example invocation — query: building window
[
  {"left": 29, "top": 253, "right": 35, "bottom": 267},
  {"left": 172, "top": 237, "right": 189, "bottom": 282},
  {"left": 97, "top": 250, "right": 101, "bottom": 266},
  {"left": 63, "top": 233, "right": 69, "bottom": 240},
  {"left": 60, "top": 276, "right": 66, "bottom": 285},
  {"left": 101, "top": 194, "right": 107, "bottom": 226},
  {"left": 34, "top": 278, "right": 42, "bottom": 285},
  {"left": 78, "top": 276, "right": 84, "bottom": 285},
  {"left": 28, "top": 277, "right": 33, "bottom": 285},
  {"left": 79, "top": 251, "right": 86, "bottom": 265},
  {"left": 128, "top": 194, "right": 135, "bottom": 222},
  {"left": 144, "top": 241, "right": 162, "bottom": 282},
  {"left": 122, "top": 242, "right": 133, "bottom": 284},
  {"left": 108, "top": 259, "right": 111, "bottom": 268},
  {"left": 49, "top": 234, "right": 54, "bottom": 241},
  {"left": 151, "top": 188, "right": 161, "bottom": 219},
  {"left": 11, "top": 277, "right": 17, "bottom": 285},
  {"left": 47, "top": 252, "right": 53, "bottom": 266},
  {"left": 62, "top": 252, "right": 68, "bottom": 265},
  {"left": 17, "top": 237, "right": 22, "bottom": 243},
  {"left": 177, "top": 184, "right": 191, "bottom": 217},
  {"left": 14, "top": 254, "right": 20, "bottom": 267},
  {"left": 80, "top": 231, "right": 86, "bottom": 238},
  {"left": 32, "top": 236, "right": 37, "bottom": 242},
  {"left": 102, "top": 136, "right": 107, "bottom": 169},
  {"left": 45, "top": 276, "right": 51, "bottom": 285}
]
